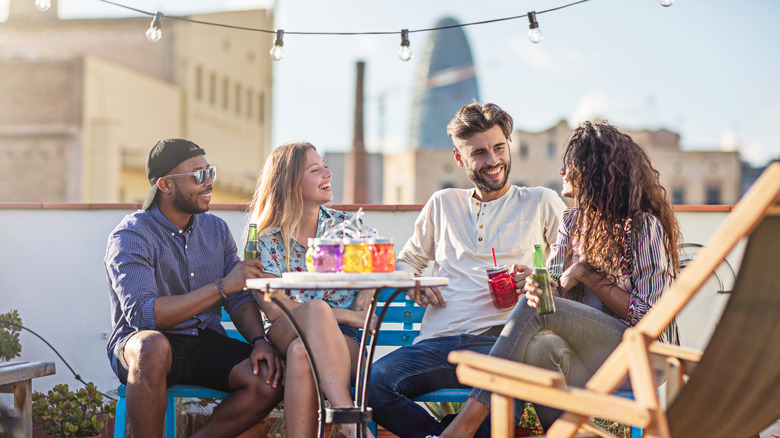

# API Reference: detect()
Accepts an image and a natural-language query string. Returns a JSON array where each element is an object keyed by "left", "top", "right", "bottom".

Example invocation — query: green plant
[
  {"left": 32, "top": 383, "right": 115, "bottom": 437},
  {"left": 0, "top": 309, "right": 22, "bottom": 361}
]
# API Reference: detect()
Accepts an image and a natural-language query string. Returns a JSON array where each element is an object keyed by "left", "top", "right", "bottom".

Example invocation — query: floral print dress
[{"left": 257, "top": 206, "right": 376, "bottom": 311}]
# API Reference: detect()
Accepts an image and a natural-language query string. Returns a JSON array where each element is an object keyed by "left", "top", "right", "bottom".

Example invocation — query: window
[
  {"left": 235, "top": 83, "right": 242, "bottom": 115},
  {"left": 706, "top": 183, "right": 721, "bottom": 205},
  {"left": 194, "top": 66, "right": 203, "bottom": 100},
  {"left": 247, "top": 89, "right": 254, "bottom": 119},
  {"left": 519, "top": 142, "right": 528, "bottom": 159},
  {"left": 208, "top": 73, "right": 216, "bottom": 105},
  {"left": 672, "top": 185, "right": 685, "bottom": 205},
  {"left": 546, "top": 141, "right": 556, "bottom": 159},
  {"left": 222, "top": 77, "right": 229, "bottom": 110},
  {"left": 258, "top": 92, "right": 265, "bottom": 124}
]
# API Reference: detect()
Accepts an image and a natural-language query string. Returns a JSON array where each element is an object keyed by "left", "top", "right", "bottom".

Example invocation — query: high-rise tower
[{"left": 408, "top": 17, "right": 480, "bottom": 150}]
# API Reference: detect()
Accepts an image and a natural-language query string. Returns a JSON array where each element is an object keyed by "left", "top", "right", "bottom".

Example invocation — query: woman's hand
[
  {"left": 559, "top": 262, "right": 591, "bottom": 295},
  {"left": 339, "top": 308, "right": 377, "bottom": 332},
  {"left": 353, "top": 289, "right": 374, "bottom": 312},
  {"left": 523, "top": 276, "right": 559, "bottom": 308}
]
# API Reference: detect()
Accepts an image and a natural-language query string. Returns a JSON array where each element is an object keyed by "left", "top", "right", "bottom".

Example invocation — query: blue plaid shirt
[{"left": 104, "top": 205, "right": 255, "bottom": 376}]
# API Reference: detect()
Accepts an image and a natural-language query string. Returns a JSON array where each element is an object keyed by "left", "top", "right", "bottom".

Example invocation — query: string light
[
  {"left": 146, "top": 12, "right": 163, "bottom": 42},
  {"left": 270, "top": 29, "right": 285, "bottom": 61},
  {"left": 398, "top": 29, "right": 412, "bottom": 62},
  {"left": 91, "top": 0, "right": 643, "bottom": 58},
  {"left": 527, "top": 11, "right": 543, "bottom": 43},
  {"left": 659, "top": 0, "right": 674, "bottom": 6},
  {"left": 34, "top": 0, "right": 51, "bottom": 11}
]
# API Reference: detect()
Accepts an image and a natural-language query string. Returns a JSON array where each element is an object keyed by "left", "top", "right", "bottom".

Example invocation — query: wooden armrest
[
  {"left": 648, "top": 342, "right": 702, "bottom": 363},
  {"left": 648, "top": 341, "right": 702, "bottom": 374},
  {"left": 448, "top": 350, "right": 566, "bottom": 388}
]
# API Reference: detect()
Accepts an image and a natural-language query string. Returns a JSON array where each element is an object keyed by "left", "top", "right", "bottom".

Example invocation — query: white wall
[{"left": 0, "top": 206, "right": 739, "bottom": 401}]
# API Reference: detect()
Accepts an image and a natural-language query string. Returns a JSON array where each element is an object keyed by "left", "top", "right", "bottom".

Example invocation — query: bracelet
[
  {"left": 215, "top": 278, "right": 227, "bottom": 300},
  {"left": 251, "top": 334, "right": 269, "bottom": 347}
]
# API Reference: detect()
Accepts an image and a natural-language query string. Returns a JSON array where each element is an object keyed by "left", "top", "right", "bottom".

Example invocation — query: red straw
[{"left": 492, "top": 247, "right": 497, "bottom": 267}]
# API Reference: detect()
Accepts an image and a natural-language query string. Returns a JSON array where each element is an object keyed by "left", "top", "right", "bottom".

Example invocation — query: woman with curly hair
[{"left": 439, "top": 121, "right": 682, "bottom": 437}]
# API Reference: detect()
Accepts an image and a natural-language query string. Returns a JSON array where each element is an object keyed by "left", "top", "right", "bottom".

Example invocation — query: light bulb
[
  {"left": 527, "top": 11, "right": 543, "bottom": 44},
  {"left": 398, "top": 29, "right": 412, "bottom": 62},
  {"left": 34, "top": 0, "right": 51, "bottom": 11},
  {"left": 659, "top": 0, "right": 674, "bottom": 6},
  {"left": 146, "top": 12, "right": 163, "bottom": 42},
  {"left": 528, "top": 28, "right": 543, "bottom": 43},
  {"left": 270, "top": 29, "right": 285, "bottom": 61}
]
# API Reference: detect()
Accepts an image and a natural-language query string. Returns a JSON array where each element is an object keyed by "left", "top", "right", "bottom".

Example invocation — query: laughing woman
[
  {"left": 440, "top": 121, "right": 682, "bottom": 437},
  {"left": 247, "top": 142, "right": 375, "bottom": 438}
]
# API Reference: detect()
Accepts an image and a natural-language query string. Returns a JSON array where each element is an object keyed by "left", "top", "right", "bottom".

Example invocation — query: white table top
[{"left": 246, "top": 274, "right": 448, "bottom": 290}]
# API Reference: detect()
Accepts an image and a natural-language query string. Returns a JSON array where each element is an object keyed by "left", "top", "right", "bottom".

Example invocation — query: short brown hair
[{"left": 446, "top": 102, "right": 513, "bottom": 144}]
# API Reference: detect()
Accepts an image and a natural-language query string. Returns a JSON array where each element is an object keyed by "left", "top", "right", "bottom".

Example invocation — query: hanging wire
[
  {"left": 0, "top": 320, "right": 117, "bottom": 401},
  {"left": 96, "top": 0, "right": 593, "bottom": 37}
]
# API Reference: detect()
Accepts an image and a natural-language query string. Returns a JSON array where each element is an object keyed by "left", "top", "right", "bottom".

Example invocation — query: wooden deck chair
[{"left": 449, "top": 162, "right": 780, "bottom": 438}]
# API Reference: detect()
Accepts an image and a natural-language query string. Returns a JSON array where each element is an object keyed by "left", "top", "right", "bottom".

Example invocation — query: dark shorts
[{"left": 116, "top": 329, "right": 251, "bottom": 392}]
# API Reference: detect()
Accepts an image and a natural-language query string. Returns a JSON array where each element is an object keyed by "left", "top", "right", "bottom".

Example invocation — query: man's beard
[
  {"left": 467, "top": 160, "right": 511, "bottom": 194},
  {"left": 172, "top": 184, "right": 210, "bottom": 215}
]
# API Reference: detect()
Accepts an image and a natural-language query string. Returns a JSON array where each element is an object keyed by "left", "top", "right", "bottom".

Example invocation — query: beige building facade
[
  {"left": 0, "top": 1, "right": 273, "bottom": 204},
  {"left": 384, "top": 119, "right": 741, "bottom": 205}
]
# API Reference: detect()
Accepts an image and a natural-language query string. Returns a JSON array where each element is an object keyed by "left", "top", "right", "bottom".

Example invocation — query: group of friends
[{"left": 104, "top": 101, "right": 681, "bottom": 438}]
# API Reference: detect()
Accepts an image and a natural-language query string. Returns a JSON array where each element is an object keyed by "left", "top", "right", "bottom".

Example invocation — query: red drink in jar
[{"left": 486, "top": 265, "right": 518, "bottom": 309}]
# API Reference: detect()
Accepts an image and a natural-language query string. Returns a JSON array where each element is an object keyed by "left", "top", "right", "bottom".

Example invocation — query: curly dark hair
[{"left": 563, "top": 121, "right": 681, "bottom": 277}]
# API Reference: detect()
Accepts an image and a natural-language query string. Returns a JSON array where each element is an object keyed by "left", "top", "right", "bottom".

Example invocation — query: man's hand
[
  {"left": 509, "top": 264, "right": 532, "bottom": 296},
  {"left": 222, "top": 259, "right": 265, "bottom": 294},
  {"left": 408, "top": 286, "right": 445, "bottom": 308},
  {"left": 250, "top": 338, "right": 284, "bottom": 388}
]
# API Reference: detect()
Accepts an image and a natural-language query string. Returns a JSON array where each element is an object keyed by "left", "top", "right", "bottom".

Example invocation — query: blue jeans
[
  {"left": 470, "top": 296, "right": 629, "bottom": 429},
  {"left": 369, "top": 333, "right": 497, "bottom": 438}
]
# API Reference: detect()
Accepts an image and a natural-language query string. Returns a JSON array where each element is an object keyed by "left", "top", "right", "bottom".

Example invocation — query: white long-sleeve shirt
[{"left": 396, "top": 185, "right": 565, "bottom": 342}]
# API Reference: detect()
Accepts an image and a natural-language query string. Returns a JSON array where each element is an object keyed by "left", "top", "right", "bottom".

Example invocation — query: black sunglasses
[{"left": 162, "top": 166, "right": 217, "bottom": 185}]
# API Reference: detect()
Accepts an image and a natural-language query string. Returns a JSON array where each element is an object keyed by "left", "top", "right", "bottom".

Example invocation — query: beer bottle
[
  {"left": 244, "top": 223, "right": 260, "bottom": 260},
  {"left": 532, "top": 244, "right": 556, "bottom": 315}
]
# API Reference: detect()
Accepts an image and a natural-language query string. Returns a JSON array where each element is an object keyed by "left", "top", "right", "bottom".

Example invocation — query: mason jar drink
[
  {"left": 342, "top": 238, "right": 372, "bottom": 273},
  {"left": 368, "top": 238, "right": 395, "bottom": 272},
  {"left": 486, "top": 265, "right": 518, "bottom": 309},
  {"left": 312, "top": 238, "right": 343, "bottom": 273}
]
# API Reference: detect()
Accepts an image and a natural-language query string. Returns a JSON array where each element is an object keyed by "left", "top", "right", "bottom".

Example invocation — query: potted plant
[
  {"left": 0, "top": 309, "right": 23, "bottom": 361},
  {"left": 32, "top": 383, "right": 115, "bottom": 438}
]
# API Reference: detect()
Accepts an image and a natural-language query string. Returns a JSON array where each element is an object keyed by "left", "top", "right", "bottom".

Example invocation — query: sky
[{"left": 3, "top": 0, "right": 779, "bottom": 166}]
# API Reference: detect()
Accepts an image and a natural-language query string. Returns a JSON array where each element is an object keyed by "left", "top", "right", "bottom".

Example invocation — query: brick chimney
[{"left": 343, "top": 61, "right": 368, "bottom": 204}]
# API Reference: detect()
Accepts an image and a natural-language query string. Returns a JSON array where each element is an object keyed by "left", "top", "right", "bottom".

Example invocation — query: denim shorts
[
  {"left": 115, "top": 329, "right": 251, "bottom": 392},
  {"left": 338, "top": 324, "right": 360, "bottom": 345}
]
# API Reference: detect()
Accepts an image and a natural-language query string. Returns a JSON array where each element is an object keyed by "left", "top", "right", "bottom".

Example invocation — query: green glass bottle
[
  {"left": 532, "top": 244, "right": 556, "bottom": 315},
  {"left": 244, "top": 223, "right": 259, "bottom": 260}
]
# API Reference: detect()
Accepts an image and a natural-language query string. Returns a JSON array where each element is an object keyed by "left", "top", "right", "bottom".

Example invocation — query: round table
[{"left": 246, "top": 274, "right": 448, "bottom": 438}]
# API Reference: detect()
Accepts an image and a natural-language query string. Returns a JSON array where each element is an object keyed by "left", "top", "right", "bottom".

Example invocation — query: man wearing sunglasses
[{"left": 105, "top": 138, "right": 284, "bottom": 437}]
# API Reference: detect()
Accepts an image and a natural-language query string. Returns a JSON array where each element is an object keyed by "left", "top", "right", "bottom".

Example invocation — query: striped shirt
[
  {"left": 104, "top": 205, "right": 255, "bottom": 376},
  {"left": 548, "top": 207, "right": 680, "bottom": 344}
]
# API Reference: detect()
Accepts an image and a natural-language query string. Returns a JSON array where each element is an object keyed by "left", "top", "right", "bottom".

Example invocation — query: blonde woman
[{"left": 247, "top": 142, "right": 375, "bottom": 438}]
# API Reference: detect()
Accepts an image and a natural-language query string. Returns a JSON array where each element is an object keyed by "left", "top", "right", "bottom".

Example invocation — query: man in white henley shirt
[{"left": 369, "top": 102, "right": 565, "bottom": 438}]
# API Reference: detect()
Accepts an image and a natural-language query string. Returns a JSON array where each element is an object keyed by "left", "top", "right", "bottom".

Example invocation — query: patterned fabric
[
  {"left": 257, "top": 206, "right": 376, "bottom": 310},
  {"left": 547, "top": 207, "right": 679, "bottom": 345},
  {"left": 104, "top": 204, "right": 255, "bottom": 377}
]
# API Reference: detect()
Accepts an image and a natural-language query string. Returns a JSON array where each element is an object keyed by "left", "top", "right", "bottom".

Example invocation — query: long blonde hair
[{"left": 248, "top": 142, "right": 316, "bottom": 269}]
